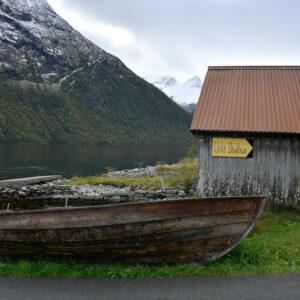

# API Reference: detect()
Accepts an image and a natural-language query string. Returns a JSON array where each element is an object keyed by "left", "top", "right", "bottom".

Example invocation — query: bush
[
  {"left": 106, "top": 166, "right": 116, "bottom": 173},
  {"left": 176, "top": 166, "right": 197, "bottom": 191},
  {"left": 187, "top": 144, "right": 196, "bottom": 160}
]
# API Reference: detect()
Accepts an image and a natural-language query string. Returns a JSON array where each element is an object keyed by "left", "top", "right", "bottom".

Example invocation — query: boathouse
[{"left": 190, "top": 66, "right": 300, "bottom": 209}]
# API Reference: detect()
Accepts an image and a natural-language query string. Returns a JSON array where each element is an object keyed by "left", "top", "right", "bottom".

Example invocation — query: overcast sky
[{"left": 47, "top": 0, "right": 300, "bottom": 82}]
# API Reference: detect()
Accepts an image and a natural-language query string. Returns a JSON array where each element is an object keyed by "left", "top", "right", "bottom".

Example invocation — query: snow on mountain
[
  {"left": 0, "top": 0, "right": 116, "bottom": 83},
  {"left": 146, "top": 75, "right": 202, "bottom": 114},
  {"left": 164, "top": 76, "right": 202, "bottom": 105},
  {"left": 180, "top": 103, "right": 197, "bottom": 115},
  {"left": 146, "top": 75, "right": 177, "bottom": 90}
]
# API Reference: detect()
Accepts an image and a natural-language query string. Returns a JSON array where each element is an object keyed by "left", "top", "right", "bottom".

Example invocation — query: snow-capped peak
[
  {"left": 145, "top": 75, "right": 177, "bottom": 90},
  {"left": 152, "top": 75, "right": 177, "bottom": 89},
  {"left": 147, "top": 75, "right": 202, "bottom": 105}
]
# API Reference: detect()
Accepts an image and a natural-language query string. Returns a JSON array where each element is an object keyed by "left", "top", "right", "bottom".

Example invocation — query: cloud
[
  {"left": 48, "top": 0, "right": 300, "bottom": 81},
  {"left": 47, "top": 1, "right": 135, "bottom": 47},
  {"left": 79, "top": 20, "right": 135, "bottom": 48}
]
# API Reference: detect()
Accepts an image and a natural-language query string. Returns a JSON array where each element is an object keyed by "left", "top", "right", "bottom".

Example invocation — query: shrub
[
  {"left": 106, "top": 166, "right": 116, "bottom": 173},
  {"left": 187, "top": 144, "right": 196, "bottom": 160}
]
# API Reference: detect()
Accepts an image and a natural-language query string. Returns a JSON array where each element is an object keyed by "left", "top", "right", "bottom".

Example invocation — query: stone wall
[{"left": 0, "top": 181, "right": 196, "bottom": 211}]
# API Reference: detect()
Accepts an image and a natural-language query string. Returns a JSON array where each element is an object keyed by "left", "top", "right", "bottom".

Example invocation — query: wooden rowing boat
[{"left": 0, "top": 194, "right": 267, "bottom": 264}]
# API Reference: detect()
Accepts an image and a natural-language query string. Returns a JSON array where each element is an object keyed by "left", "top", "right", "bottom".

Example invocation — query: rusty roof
[{"left": 191, "top": 66, "right": 300, "bottom": 134}]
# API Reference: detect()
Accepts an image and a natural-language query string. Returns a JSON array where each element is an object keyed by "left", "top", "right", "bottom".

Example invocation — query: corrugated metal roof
[{"left": 191, "top": 66, "right": 300, "bottom": 134}]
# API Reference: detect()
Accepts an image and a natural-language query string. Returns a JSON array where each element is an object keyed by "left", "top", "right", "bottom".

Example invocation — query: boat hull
[{"left": 0, "top": 196, "right": 267, "bottom": 264}]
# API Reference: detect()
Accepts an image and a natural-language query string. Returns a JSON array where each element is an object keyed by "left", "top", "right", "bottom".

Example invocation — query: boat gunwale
[{"left": 0, "top": 195, "right": 267, "bottom": 217}]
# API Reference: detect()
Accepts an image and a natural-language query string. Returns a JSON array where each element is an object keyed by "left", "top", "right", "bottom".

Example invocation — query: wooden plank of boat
[{"left": 0, "top": 194, "right": 267, "bottom": 265}]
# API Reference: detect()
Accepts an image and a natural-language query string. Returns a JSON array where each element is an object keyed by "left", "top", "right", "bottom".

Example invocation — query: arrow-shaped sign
[{"left": 212, "top": 138, "right": 253, "bottom": 158}]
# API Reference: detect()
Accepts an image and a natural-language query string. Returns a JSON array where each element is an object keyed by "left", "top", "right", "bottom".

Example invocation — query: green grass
[
  {"left": 0, "top": 212, "right": 299, "bottom": 278},
  {"left": 66, "top": 158, "right": 198, "bottom": 191}
]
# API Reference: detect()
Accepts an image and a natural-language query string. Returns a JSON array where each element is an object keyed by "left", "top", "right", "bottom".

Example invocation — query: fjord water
[{"left": 0, "top": 143, "right": 190, "bottom": 180}]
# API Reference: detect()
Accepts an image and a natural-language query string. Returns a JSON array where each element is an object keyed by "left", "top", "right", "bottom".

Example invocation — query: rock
[
  {"left": 134, "top": 196, "right": 149, "bottom": 202},
  {"left": 19, "top": 191, "right": 28, "bottom": 198},
  {"left": 135, "top": 190, "right": 147, "bottom": 195},
  {"left": 148, "top": 198, "right": 156, "bottom": 202},
  {"left": 178, "top": 190, "right": 187, "bottom": 197},
  {"left": 102, "top": 164, "right": 167, "bottom": 178},
  {"left": 147, "top": 190, "right": 156, "bottom": 195},
  {"left": 102, "top": 192, "right": 118, "bottom": 197},
  {"left": 155, "top": 190, "right": 162, "bottom": 197},
  {"left": 165, "top": 194, "right": 176, "bottom": 198},
  {"left": 176, "top": 184, "right": 185, "bottom": 190},
  {"left": 120, "top": 196, "right": 130, "bottom": 203},
  {"left": 108, "top": 196, "right": 121, "bottom": 203},
  {"left": 164, "top": 188, "right": 177, "bottom": 194},
  {"left": 13, "top": 193, "right": 20, "bottom": 199},
  {"left": 8, "top": 189, "right": 16, "bottom": 195},
  {"left": 1, "top": 188, "right": 9, "bottom": 195}
]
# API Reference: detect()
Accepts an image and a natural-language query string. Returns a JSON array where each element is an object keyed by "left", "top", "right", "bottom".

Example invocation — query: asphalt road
[{"left": 0, "top": 274, "right": 299, "bottom": 300}]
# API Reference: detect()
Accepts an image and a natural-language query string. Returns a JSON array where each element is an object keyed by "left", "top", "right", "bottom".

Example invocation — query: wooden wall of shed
[{"left": 196, "top": 134, "right": 300, "bottom": 210}]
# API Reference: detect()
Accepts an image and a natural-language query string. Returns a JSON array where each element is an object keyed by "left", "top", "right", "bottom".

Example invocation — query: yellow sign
[{"left": 212, "top": 138, "right": 253, "bottom": 158}]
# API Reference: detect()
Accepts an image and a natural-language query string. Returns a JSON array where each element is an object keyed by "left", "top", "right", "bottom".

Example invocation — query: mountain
[
  {"left": 0, "top": 0, "right": 192, "bottom": 144},
  {"left": 180, "top": 103, "right": 197, "bottom": 115},
  {"left": 147, "top": 75, "right": 177, "bottom": 91},
  {"left": 146, "top": 76, "right": 202, "bottom": 114}
]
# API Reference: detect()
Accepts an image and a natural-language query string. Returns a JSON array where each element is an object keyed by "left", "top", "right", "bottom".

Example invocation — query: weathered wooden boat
[{"left": 0, "top": 194, "right": 267, "bottom": 264}]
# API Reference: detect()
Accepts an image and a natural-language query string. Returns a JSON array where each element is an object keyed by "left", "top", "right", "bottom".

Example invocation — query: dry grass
[{"left": 66, "top": 158, "right": 198, "bottom": 191}]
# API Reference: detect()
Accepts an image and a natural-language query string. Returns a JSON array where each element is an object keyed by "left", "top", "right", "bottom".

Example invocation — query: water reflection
[{"left": 0, "top": 143, "right": 189, "bottom": 179}]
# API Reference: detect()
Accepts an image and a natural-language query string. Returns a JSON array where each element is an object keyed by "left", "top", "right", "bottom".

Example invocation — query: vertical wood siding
[{"left": 196, "top": 134, "right": 300, "bottom": 209}]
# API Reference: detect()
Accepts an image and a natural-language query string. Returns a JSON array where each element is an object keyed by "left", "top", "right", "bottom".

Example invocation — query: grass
[
  {"left": 0, "top": 212, "right": 299, "bottom": 278},
  {"left": 66, "top": 157, "right": 198, "bottom": 191}
]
